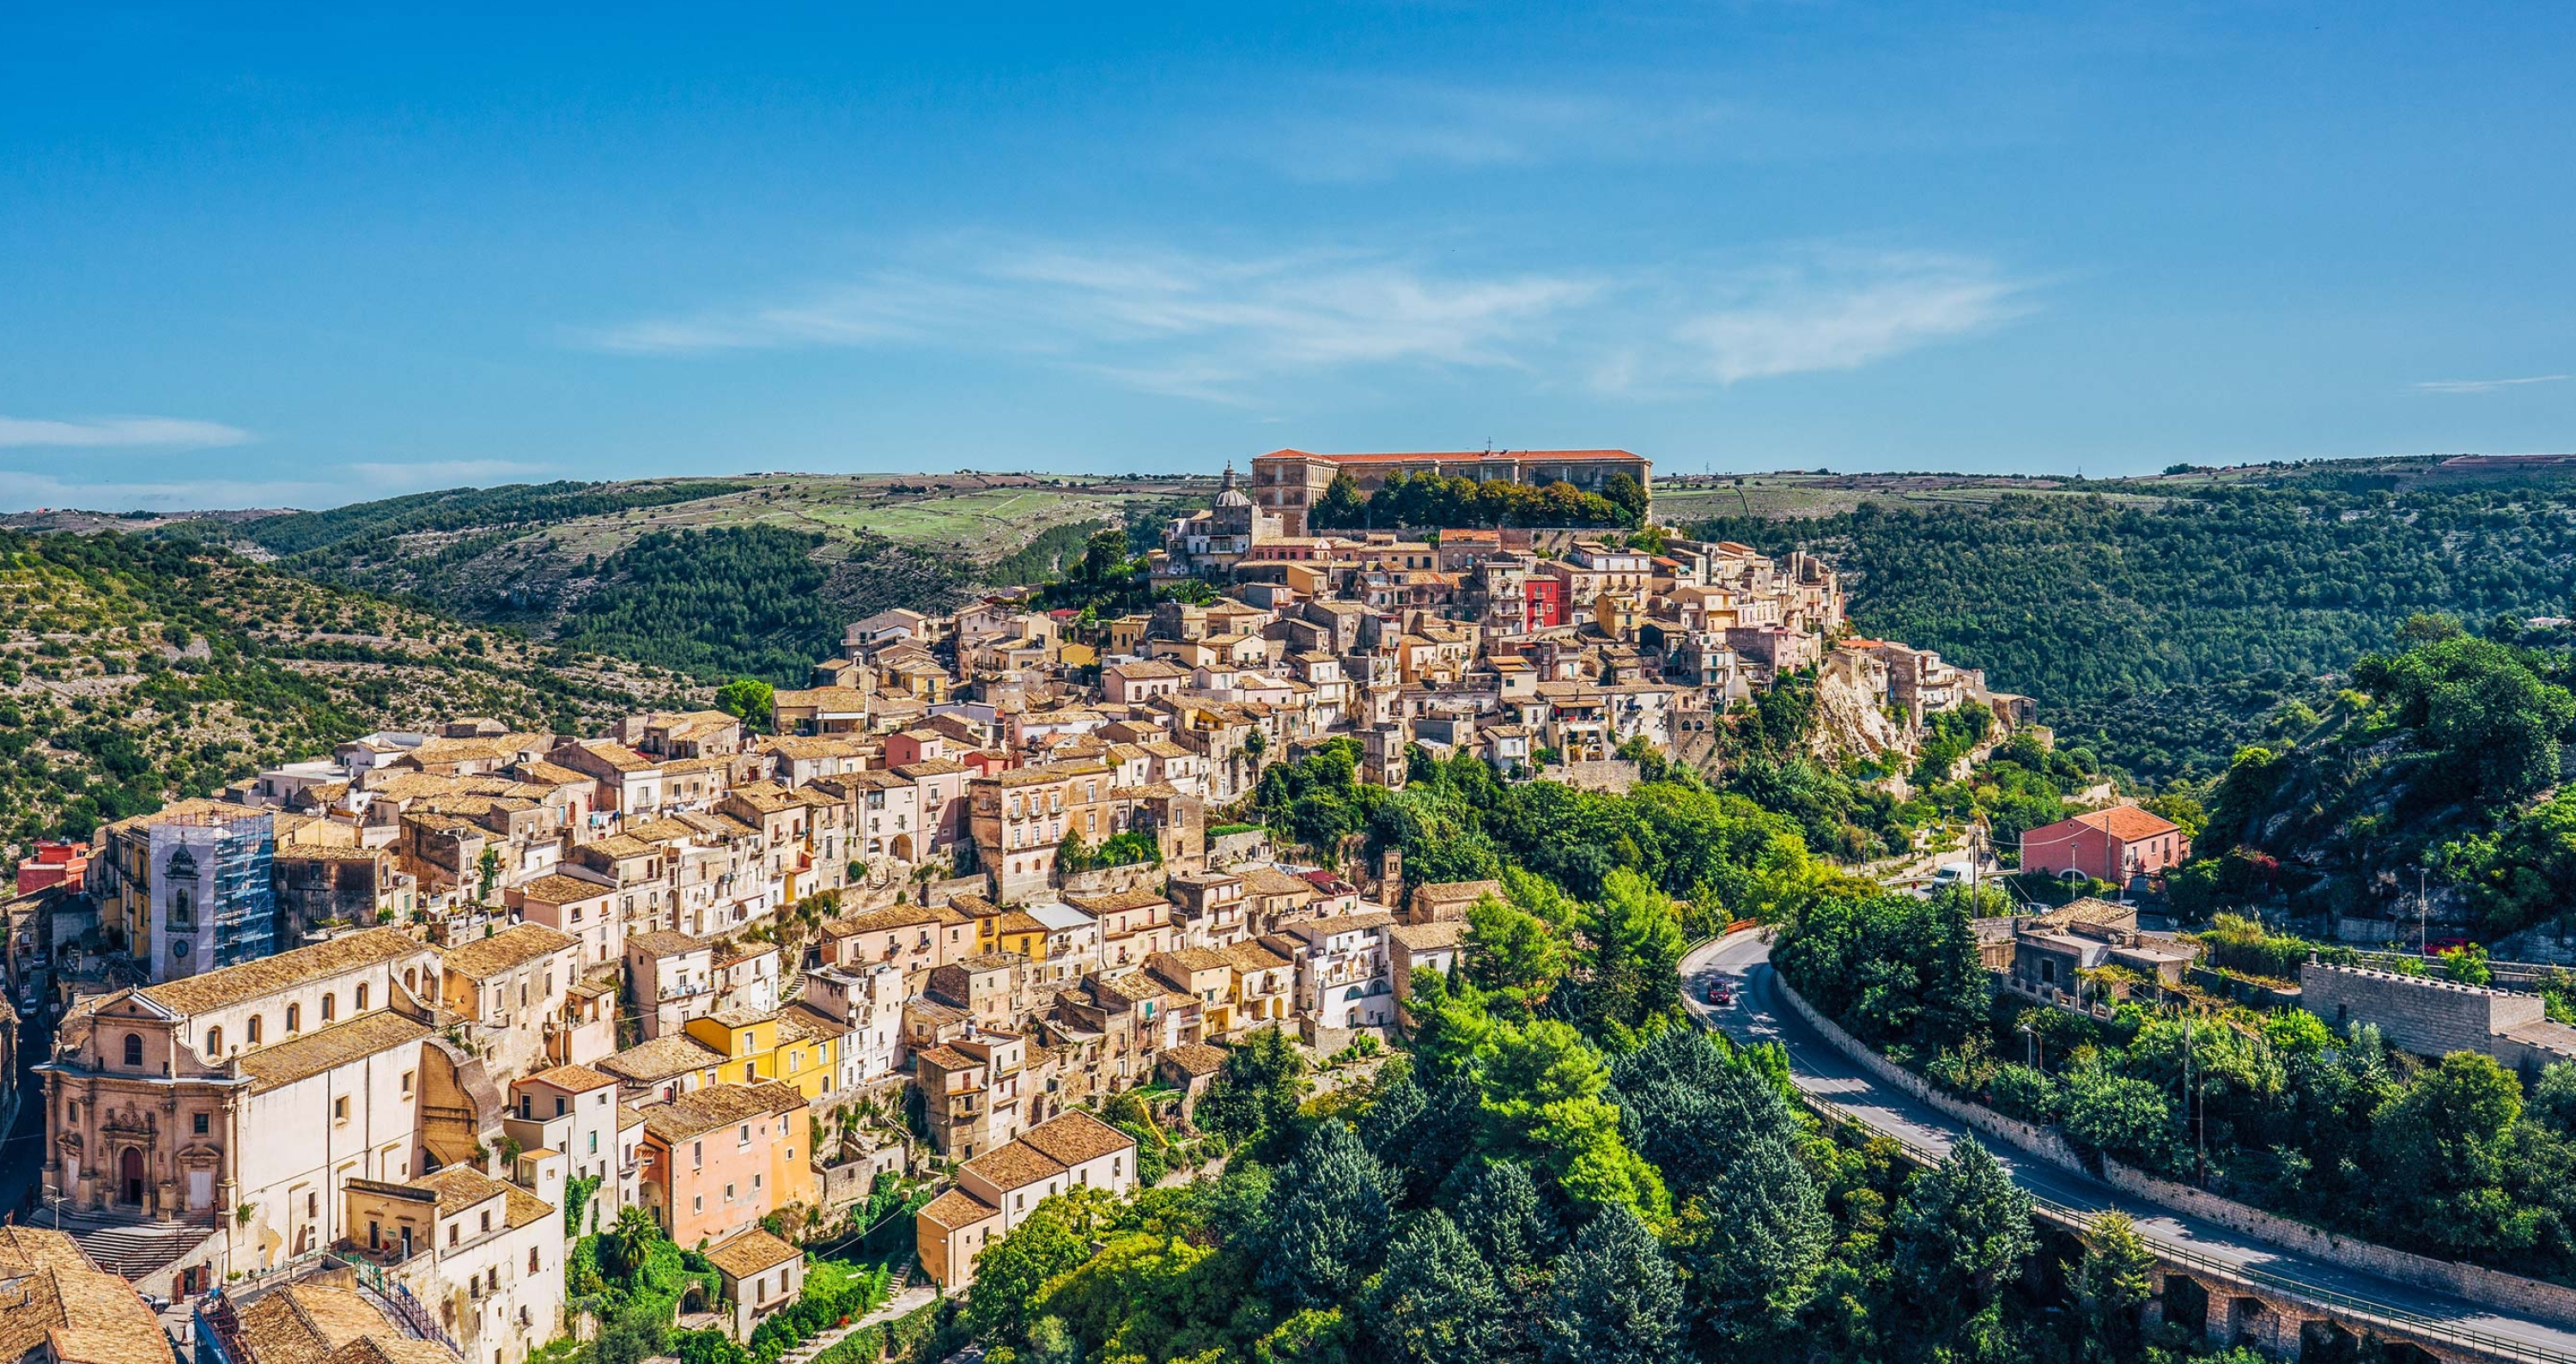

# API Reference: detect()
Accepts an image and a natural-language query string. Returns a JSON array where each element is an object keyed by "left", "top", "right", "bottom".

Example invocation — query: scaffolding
[{"left": 153, "top": 808, "right": 279, "bottom": 971}]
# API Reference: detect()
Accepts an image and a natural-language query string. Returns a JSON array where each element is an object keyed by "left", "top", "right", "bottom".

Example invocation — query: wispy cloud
[
  {"left": 584, "top": 239, "right": 2034, "bottom": 402},
  {"left": 0, "top": 414, "right": 253, "bottom": 449},
  {"left": 2409, "top": 374, "right": 2569, "bottom": 395},
  {"left": 1668, "top": 251, "right": 2035, "bottom": 386},
  {"left": 581, "top": 242, "right": 1599, "bottom": 403}
]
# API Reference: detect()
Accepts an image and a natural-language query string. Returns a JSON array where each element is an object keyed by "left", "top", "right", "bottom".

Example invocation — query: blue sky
[{"left": 3, "top": 3, "right": 2573, "bottom": 509}]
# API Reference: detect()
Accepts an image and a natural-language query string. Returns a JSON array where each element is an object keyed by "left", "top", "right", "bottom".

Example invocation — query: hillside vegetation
[
  {"left": 0, "top": 529, "right": 695, "bottom": 854},
  {"left": 2182, "top": 619, "right": 2576, "bottom": 938},
  {"left": 195, "top": 473, "right": 1209, "bottom": 684},
  {"left": 1695, "top": 476, "right": 2576, "bottom": 783}
]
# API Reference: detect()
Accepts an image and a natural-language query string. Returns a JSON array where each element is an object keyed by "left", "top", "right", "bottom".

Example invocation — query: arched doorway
[
  {"left": 890, "top": 834, "right": 914, "bottom": 862},
  {"left": 119, "top": 1148, "right": 145, "bottom": 1206}
]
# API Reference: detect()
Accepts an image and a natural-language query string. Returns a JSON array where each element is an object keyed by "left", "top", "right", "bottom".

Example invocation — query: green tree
[
  {"left": 1891, "top": 1139, "right": 2035, "bottom": 1344},
  {"left": 963, "top": 1196, "right": 1098, "bottom": 1345},
  {"left": 1534, "top": 1203, "right": 1686, "bottom": 1364},
  {"left": 1465, "top": 894, "right": 1574, "bottom": 1018},
  {"left": 1453, "top": 1158, "right": 1557, "bottom": 1273},
  {"left": 2075, "top": 1211, "right": 2157, "bottom": 1361},
  {"left": 1195, "top": 1027, "right": 1309, "bottom": 1159},
  {"left": 1364, "top": 1210, "right": 1509, "bottom": 1364},
  {"left": 1076, "top": 527, "right": 1129, "bottom": 583},
  {"left": 1481, "top": 1019, "right": 1670, "bottom": 1216},
  {"left": 1572, "top": 868, "right": 1686, "bottom": 1047},
  {"left": 1313, "top": 472, "right": 1367, "bottom": 530},
  {"left": 1261, "top": 1120, "right": 1392, "bottom": 1308},
  {"left": 2370, "top": 1050, "right": 2537, "bottom": 1256},
  {"left": 2060, "top": 1066, "right": 2180, "bottom": 1172},
  {"left": 714, "top": 677, "right": 775, "bottom": 730},
  {"left": 1614, "top": 1031, "right": 1829, "bottom": 1347}
]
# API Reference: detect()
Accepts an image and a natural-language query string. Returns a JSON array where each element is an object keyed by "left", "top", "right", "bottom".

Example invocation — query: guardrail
[
  {"left": 1687, "top": 935, "right": 2576, "bottom": 1363},
  {"left": 1790, "top": 1039, "right": 2576, "bottom": 1363}
]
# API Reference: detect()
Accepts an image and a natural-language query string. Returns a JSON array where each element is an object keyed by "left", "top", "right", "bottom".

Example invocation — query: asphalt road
[{"left": 1681, "top": 932, "right": 2576, "bottom": 1361}]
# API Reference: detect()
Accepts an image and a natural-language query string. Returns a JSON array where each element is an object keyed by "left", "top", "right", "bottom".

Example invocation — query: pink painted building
[{"left": 2020, "top": 806, "right": 2190, "bottom": 884}]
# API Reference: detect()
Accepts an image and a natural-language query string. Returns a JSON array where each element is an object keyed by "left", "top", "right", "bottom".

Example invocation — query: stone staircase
[{"left": 34, "top": 1206, "right": 217, "bottom": 1283}]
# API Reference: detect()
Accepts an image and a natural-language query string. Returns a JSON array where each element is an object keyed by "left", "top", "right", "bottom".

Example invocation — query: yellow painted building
[{"left": 683, "top": 1008, "right": 841, "bottom": 1101}]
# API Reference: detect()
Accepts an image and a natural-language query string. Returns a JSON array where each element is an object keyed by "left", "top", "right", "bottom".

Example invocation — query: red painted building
[
  {"left": 15, "top": 841, "right": 88, "bottom": 895},
  {"left": 1524, "top": 577, "right": 1565, "bottom": 630},
  {"left": 2019, "top": 806, "right": 2189, "bottom": 884}
]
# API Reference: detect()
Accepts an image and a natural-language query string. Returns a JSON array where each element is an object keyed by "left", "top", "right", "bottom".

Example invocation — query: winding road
[{"left": 1680, "top": 931, "right": 2576, "bottom": 1362}]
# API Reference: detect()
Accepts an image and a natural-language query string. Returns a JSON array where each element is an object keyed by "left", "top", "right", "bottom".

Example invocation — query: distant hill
[
  {"left": 1688, "top": 458, "right": 2576, "bottom": 785},
  {"left": 178, "top": 472, "right": 1211, "bottom": 684},
  {"left": 0, "top": 528, "right": 696, "bottom": 855}
]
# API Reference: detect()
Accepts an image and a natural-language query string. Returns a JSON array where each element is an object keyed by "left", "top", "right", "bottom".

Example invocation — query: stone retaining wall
[
  {"left": 1772, "top": 973, "right": 2576, "bottom": 1332},
  {"left": 2099, "top": 1159, "right": 2576, "bottom": 1331},
  {"left": 1771, "top": 976, "right": 2089, "bottom": 1173}
]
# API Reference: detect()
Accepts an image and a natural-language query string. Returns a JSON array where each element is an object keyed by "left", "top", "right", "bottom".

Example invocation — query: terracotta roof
[
  {"left": 2075, "top": 805, "right": 2184, "bottom": 841},
  {"left": 640, "top": 1081, "right": 804, "bottom": 1142},
  {"left": 705, "top": 1227, "right": 802, "bottom": 1280},
  {"left": 513, "top": 873, "right": 615, "bottom": 905},
  {"left": 1388, "top": 921, "right": 1467, "bottom": 951},
  {"left": 519, "top": 1063, "right": 617, "bottom": 1093},
  {"left": 1159, "top": 1042, "right": 1227, "bottom": 1077},
  {"left": 139, "top": 927, "right": 423, "bottom": 1016},
  {"left": 232, "top": 1282, "right": 393, "bottom": 1364},
  {"left": 1220, "top": 941, "right": 1293, "bottom": 972},
  {"left": 823, "top": 904, "right": 940, "bottom": 935},
  {"left": 236, "top": 1012, "right": 431, "bottom": 1093},
  {"left": 916, "top": 1187, "right": 999, "bottom": 1231},
  {"left": 411, "top": 1165, "right": 513, "bottom": 1216},
  {"left": 958, "top": 1140, "right": 1064, "bottom": 1191},
  {"left": 441, "top": 923, "right": 578, "bottom": 977},
  {"left": 1017, "top": 1110, "right": 1137, "bottom": 1168},
  {"left": 627, "top": 930, "right": 705, "bottom": 958},
  {"left": 914, "top": 1044, "right": 981, "bottom": 1073},
  {"left": 1066, "top": 888, "right": 1170, "bottom": 914},
  {"left": 0, "top": 1226, "right": 173, "bottom": 1364},
  {"left": 599, "top": 1033, "right": 724, "bottom": 1083},
  {"left": 1151, "top": 947, "right": 1231, "bottom": 975}
]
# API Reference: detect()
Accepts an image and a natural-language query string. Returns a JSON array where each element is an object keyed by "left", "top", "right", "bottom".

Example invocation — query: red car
[{"left": 1706, "top": 981, "right": 1735, "bottom": 1007}]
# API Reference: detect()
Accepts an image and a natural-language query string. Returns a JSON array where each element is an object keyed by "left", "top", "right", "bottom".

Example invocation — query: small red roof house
[{"left": 2020, "top": 805, "right": 2189, "bottom": 885}]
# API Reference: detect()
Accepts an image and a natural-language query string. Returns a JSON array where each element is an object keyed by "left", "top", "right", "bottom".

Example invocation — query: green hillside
[
  {"left": 1695, "top": 472, "right": 2576, "bottom": 784},
  {"left": 0, "top": 529, "right": 694, "bottom": 854}
]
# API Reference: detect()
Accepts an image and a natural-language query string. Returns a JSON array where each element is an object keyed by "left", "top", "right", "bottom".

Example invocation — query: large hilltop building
[{"left": 1249, "top": 447, "right": 1651, "bottom": 537}]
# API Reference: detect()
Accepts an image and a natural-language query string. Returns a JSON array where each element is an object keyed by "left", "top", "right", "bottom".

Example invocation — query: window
[
  {"left": 286, "top": 1003, "right": 301, "bottom": 1034},
  {"left": 555, "top": 1096, "right": 567, "bottom": 1117},
  {"left": 194, "top": 1112, "right": 210, "bottom": 1136},
  {"left": 752, "top": 1173, "right": 762, "bottom": 1190},
  {"left": 355, "top": 983, "right": 369, "bottom": 1010},
  {"left": 724, "top": 1183, "right": 736, "bottom": 1203},
  {"left": 400, "top": 1070, "right": 415, "bottom": 1096},
  {"left": 321, "top": 993, "right": 337, "bottom": 1024},
  {"left": 692, "top": 1141, "right": 703, "bottom": 1167},
  {"left": 692, "top": 1196, "right": 703, "bottom": 1214},
  {"left": 481, "top": 1209, "right": 493, "bottom": 1233},
  {"left": 205, "top": 1026, "right": 223, "bottom": 1056},
  {"left": 738, "top": 1124, "right": 751, "bottom": 1147},
  {"left": 588, "top": 1132, "right": 598, "bottom": 1154},
  {"left": 529, "top": 1248, "right": 541, "bottom": 1274},
  {"left": 334, "top": 1097, "right": 349, "bottom": 1124},
  {"left": 124, "top": 1033, "right": 144, "bottom": 1067}
]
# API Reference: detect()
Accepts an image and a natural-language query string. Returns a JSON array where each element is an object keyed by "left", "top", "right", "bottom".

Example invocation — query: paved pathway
[
  {"left": 1682, "top": 931, "right": 2576, "bottom": 1363},
  {"left": 777, "top": 1268, "right": 938, "bottom": 1364}
]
